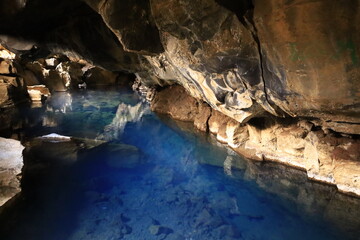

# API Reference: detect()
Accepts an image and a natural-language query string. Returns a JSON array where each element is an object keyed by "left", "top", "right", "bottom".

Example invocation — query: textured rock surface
[
  {"left": 0, "top": 137, "right": 24, "bottom": 206},
  {"left": 151, "top": 85, "right": 360, "bottom": 196},
  {"left": 0, "top": 0, "right": 358, "bottom": 132},
  {"left": 253, "top": 0, "right": 360, "bottom": 125},
  {"left": 0, "top": 0, "right": 359, "bottom": 194}
]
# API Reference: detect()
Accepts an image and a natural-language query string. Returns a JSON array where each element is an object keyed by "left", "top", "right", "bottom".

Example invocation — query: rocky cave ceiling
[{"left": 0, "top": 0, "right": 359, "bottom": 134}]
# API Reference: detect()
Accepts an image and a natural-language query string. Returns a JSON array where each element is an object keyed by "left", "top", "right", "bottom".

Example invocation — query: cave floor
[{"left": 0, "top": 87, "right": 359, "bottom": 240}]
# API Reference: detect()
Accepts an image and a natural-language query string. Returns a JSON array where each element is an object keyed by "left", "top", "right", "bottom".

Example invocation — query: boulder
[
  {"left": 83, "top": 67, "right": 119, "bottom": 86},
  {"left": 0, "top": 75, "right": 26, "bottom": 107},
  {"left": 0, "top": 137, "right": 24, "bottom": 206},
  {"left": 105, "top": 143, "right": 142, "bottom": 169},
  {"left": 0, "top": 59, "right": 14, "bottom": 74},
  {"left": 151, "top": 85, "right": 202, "bottom": 123},
  {"left": 42, "top": 69, "right": 67, "bottom": 91},
  {"left": 21, "top": 70, "right": 40, "bottom": 86},
  {"left": 27, "top": 85, "right": 50, "bottom": 102},
  {"left": 0, "top": 45, "right": 15, "bottom": 59}
]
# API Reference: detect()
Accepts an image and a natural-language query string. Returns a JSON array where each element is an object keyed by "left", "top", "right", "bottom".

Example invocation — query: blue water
[{"left": 0, "top": 88, "right": 359, "bottom": 240}]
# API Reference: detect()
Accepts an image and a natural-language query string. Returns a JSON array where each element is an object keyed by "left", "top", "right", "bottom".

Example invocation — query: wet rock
[
  {"left": 82, "top": 141, "right": 143, "bottom": 169},
  {"left": 44, "top": 57, "right": 60, "bottom": 68},
  {"left": 0, "top": 59, "right": 14, "bottom": 74},
  {"left": 0, "top": 45, "right": 15, "bottom": 59},
  {"left": 56, "top": 61, "right": 84, "bottom": 88},
  {"left": 104, "top": 143, "right": 142, "bottom": 169},
  {"left": 0, "top": 82, "right": 10, "bottom": 106},
  {"left": 83, "top": 67, "right": 119, "bottom": 86},
  {"left": 151, "top": 84, "right": 360, "bottom": 196},
  {"left": 148, "top": 225, "right": 161, "bottom": 235},
  {"left": 148, "top": 225, "right": 173, "bottom": 235},
  {"left": 194, "top": 102, "right": 212, "bottom": 132},
  {"left": 0, "top": 137, "right": 24, "bottom": 206},
  {"left": 151, "top": 85, "right": 198, "bottom": 122},
  {"left": 166, "top": 233, "right": 185, "bottom": 240},
  {"left": 42, "top": 69, "right": 67, "bottom": 92},
  {"left": 23, "top": 135, "right": 103, "bottom": 174},
  {"left": 214, "top": 224, "right": 242, "bottom": 239},
  {"left": 21, "top": 70, "right": 40, "bottom": 86},
  {"left": 0, "top": 0, "right": 358, "bottom": 200},
  {"left": 0, "top": 75, "right": 26, "bottom": 107},
  {"left": 151, "top": 85, "right": 213, "bottom": 132},
  {"left": 27, "top": 85, "right": 50, "bottom": 102}
]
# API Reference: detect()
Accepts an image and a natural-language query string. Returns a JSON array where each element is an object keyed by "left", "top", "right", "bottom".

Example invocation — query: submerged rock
[
  {"left": 0, "top": 137, "right": 24, "bottom": 206},
  {"left": 104, "top": 143, "right": 142, "bottom": 169},
  {"left": 148, "top": 224, "right": 173, "bottom": 235}
]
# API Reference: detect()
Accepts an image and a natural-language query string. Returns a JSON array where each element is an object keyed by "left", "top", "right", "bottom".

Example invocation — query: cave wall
[{"left": 0, "top": 0, "right": 358, "bottom": 135}]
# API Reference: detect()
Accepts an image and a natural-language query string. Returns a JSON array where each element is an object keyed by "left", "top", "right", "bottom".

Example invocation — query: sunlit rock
[
  {"left": 0, "top": 44, "right": 15, "bottom": 59},
  {"left": 0, "top": 59, "right": 14, "bottom": 74},
  {"left": 0, "top": 137, "right": 24, "bottom": 206},
  {"left": 152, "top": 84, "right": 360, "bottom": 196},
  {"left": 27, "top": 85, "right": 50, "bottom": 102},
  {"left": 44, "top": 57, "right": 59, "bottom": 68}
]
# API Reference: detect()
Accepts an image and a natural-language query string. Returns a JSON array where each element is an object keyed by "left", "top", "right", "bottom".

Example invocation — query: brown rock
[
  {"left": 27, "top": 85, "right": 50, "bottom": 101},
  {"left": 0, "top": 83, "right": 10, "bottom": 106},
  {"left": 0, "top": 59, "right": 14, "bottom": 74},
  {"left": 0, "top": 75, "right": 26, "bottom": 107},
  {"left": 151, "top": 85, "right": 198, "bottom": 122},
  {"left": 0, "top": 44, "right": 15, "bottom": 59},
  {"left": 84, "top": 67, "right": 119, "bottom": 86},
  {"left": 43, "top": 69, "right": 67, "bottom": 92},
  {"left": 21, "top": 70, "right": 40, "bottom": 86},
  {"left": 194, "top": 102, "right": 211, "bottom": 132},
  {"left": 208, "top": 110, "right": 232, "bottom": 135},
  {"left": 253, "top": 0, "right": 360, "bottom": 126}
]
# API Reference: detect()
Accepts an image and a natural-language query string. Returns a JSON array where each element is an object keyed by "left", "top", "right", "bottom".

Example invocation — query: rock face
[
  {"left": 253, "top": 0, "right": 360, "bottom": 125},
  {"left": 0, "top": 0, "right": 358, "bottom": 132},
  {"left": 0, "top": 137, "right": 24, "bottom": 206},
  {"left": 0, "top": 54, "right": 27, "bottom": 107},
  {"left": 151, "top": 85, "right": 360, "bottom": 197},
  {"left": 0, "top": 0, "right": 359, "bottom": 194}
]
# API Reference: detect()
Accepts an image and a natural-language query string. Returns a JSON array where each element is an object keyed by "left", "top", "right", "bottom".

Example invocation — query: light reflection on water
[{"left": 0, "top": 88, "right": 359, "bottom": 240}]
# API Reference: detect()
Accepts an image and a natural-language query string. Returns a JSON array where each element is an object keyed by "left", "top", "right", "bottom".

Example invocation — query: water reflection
[
  {"left": 98, "top": 101, "right": 150, "bottom": 141},
  {"left": 0, "top": 88, "right": 359, "bottom": 240}
]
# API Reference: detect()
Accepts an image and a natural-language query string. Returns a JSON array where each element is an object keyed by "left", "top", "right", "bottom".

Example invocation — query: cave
[{"left": 0, "top": 0, "right": 359, "bottom": 239}]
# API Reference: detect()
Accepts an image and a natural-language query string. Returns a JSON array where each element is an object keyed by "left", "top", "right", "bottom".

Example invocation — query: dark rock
[
  {"left": 84, "top": 142, "right": 143, "bottom": 169},
  {"left": 148, "top": 225, "right": 173, "bottom": 236},
  {"left": 83, "top": 67, "right": 119, "bottom": 86}
]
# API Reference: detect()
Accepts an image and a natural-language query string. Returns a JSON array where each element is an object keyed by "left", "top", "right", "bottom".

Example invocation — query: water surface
[{"left": 0, "top": 88, "right": 359, "bottom": 240}]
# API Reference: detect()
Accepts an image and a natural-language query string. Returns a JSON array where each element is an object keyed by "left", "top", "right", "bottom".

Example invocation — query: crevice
[
  {"left": 246, "top": 19, "right": 277, "bottom": 117},
  {"left": 205, "top": 107, "right": 212, "bottom": 132},
  {"left": 216, "top": 0, "right": 280, "bottom": 117}
]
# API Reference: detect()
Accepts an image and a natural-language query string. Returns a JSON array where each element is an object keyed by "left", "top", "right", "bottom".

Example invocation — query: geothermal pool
[{"left": 0, "top": 88, "right": 359, "bottom": 240}]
